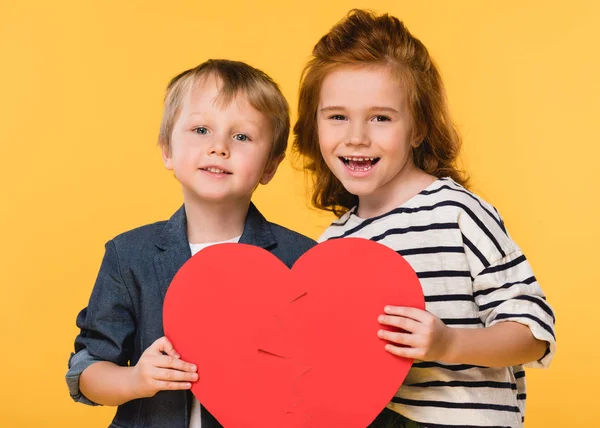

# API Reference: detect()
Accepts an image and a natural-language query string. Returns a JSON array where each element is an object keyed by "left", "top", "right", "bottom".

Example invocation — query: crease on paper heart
[
  {"left": 256, "top": 289, "right": 308, "bottom": 358},
  {"left": 257, "top": 290, "right": 313, "bottom": 424}
]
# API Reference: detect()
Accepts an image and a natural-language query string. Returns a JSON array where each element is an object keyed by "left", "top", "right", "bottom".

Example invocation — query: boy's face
[{"left": 163, "top": 75, "right": 281, "bottom": 206}]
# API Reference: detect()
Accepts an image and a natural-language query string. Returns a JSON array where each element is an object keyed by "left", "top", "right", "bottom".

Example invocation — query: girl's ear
[
  {"left": 259, "top": 154, "right": 285, "bottom": 185},
  {"left": 411, "top": 122, "right": 427, "bottom": 148}
]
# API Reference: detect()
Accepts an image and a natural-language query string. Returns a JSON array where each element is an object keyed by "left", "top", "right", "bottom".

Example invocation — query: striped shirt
[{"left": 319, "top": 178, "right": 556, "bottom": 428}]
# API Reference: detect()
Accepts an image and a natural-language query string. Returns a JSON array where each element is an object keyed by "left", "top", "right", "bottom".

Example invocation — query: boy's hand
[
  {"left": 377, "top": 306, "right": 455, "bottom": 362},
  {"left": 130, "top": 336, "right": 198, "bottom": 398}
]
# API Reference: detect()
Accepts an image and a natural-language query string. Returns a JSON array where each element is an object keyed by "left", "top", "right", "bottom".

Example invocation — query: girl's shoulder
[
  {"left": 318, "top": 207, "right": 357, "bottom": 242},
  {"left": 432, "top": 178, "right": 518, "bottom": 258},
  {"left": 426, "top": 178, "right": 504, "bottom": 225},
  {"left": 317, "top": 177, "right": 510, "bottom": 246}
]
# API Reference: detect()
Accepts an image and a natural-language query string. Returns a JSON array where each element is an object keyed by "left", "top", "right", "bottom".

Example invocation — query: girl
[{"left": 293, "top": 9, "right": 556, "bottom": 428}]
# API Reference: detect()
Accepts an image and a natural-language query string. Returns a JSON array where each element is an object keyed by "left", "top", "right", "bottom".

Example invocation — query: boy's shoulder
[
  {"left": 111, "top": 220, "right": 168, "bottom": 244},
  {"left": 267, "top": 221, "right": 317, "bottom": 250},
  {"left": 264, "top": 220, "right": 316, "bottom": 269},
  {"left": 107, "top": 219, "right": 172, "bottom": 261},
  {"left": 244, "top": 202, "right": 316, "bottom": 254},
  {"left": 108, "top": 205, "right": 186, "bottom": 251},
  {"left": 107, "top": 205, "right": 317, "bottom": 257}
]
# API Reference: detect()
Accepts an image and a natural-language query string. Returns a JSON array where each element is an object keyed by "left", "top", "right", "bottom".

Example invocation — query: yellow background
[{"left": 1, "top": 0, "right": 598, "bottom": 426}]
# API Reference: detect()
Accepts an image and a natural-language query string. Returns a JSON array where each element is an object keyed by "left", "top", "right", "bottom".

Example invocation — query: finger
[
  {"left": 147, "top": 337, "right": 179, "bottom": 358},
  {"left": 384, "top": 306, "right": 429, "bottom": 321},
  {"left": 154, "top": 380, "right": 193, "bottom": 391},
  {"left": 378, "top": 314, "right": 421, "bottom": 333},
  {"left": 154, "top": 336, "right": 180, "bottom": 358},
  {"left": 153, "top": 367, "right": 199, "bottom": 383},
  {"left": 377, "top": 329, "right": 418, "bottom": 347},
  {"left": 154, "top": 354, "right": 197, "bottom": 373},
  {"left": 384, "top": 343, "right": 422, "bottom": 360}
]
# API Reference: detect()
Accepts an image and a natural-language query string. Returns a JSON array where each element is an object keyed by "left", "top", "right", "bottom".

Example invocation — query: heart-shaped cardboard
[{"left": 163, "top": 238, "right": 424, "bottom": 427}]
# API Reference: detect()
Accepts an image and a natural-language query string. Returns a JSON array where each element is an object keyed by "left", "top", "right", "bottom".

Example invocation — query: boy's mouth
[{"left": 340, "top": 156, "right": 380, "bottom": 172}]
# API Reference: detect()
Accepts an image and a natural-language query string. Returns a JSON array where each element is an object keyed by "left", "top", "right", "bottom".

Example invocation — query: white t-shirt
[{"left": 188, "top": 235, "right": 241, "bottom": 428}]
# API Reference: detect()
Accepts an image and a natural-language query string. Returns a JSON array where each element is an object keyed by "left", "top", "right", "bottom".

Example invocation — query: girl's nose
[{"left": 346, "top": 122, "right": 371, "bottom": 146}]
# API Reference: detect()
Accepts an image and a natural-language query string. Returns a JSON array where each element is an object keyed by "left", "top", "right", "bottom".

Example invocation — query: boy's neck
[{"left": 183, "top": 198, "right": 249, "bottom": 244}]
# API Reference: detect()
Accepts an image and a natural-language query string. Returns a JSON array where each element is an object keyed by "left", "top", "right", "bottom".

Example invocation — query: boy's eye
[
  {"left": 194, "top": 126, "right": 209, "bottom": 135},
  {"left": 329, "top": 114, "right": 347, "bottom": 121},
  {"left": 373, "top": 115, "right": 391, "bottom": 122},
  {"left": 233, "top": 134, "right": 251, "bottom": 142}
]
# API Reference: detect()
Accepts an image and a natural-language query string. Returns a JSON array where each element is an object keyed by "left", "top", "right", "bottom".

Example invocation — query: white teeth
[
  {"left": 206, "top": 167, "right": 226, "bottom": 173},
  {"left": 346, "top": 164, "right": 374, "bottom": 172},
  {"left": 343, "top": 156, "right": 375, "bottom": 161}
]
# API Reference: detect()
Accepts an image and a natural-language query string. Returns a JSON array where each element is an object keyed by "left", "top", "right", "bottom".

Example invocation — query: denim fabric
[{"left": 66, "top": 203, "right": 316, "bottom": 428}]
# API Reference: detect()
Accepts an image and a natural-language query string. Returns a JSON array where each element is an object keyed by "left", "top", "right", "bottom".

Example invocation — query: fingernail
[
  {"left": 384, "top": 306, "right": 391, "bottom": 312},
  {"left": 377, "top": 330, "right": 384, "bottom": 337},
  {"left": 378, "top": 315, "right": 384, "bottom": 322},
  {"left": 191, "top": 364, "right": 197, "bottom": 371}
]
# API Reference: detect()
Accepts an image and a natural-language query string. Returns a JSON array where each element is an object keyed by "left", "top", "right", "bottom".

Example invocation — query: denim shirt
[{"left": 66, "top": 203, "right": 316, "bottom": 428}]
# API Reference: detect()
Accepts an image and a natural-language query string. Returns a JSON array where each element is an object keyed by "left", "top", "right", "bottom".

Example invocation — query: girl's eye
[
  {"left": 233, "top": 134, "right": 250, "bottom": 142},
  {"left": 373, "top": 115, "right": 391, "bottom": 122},
  {"left": 194, "top": 126, "right": 209, "bottom": 135},
  {"left": 329, "top": 114, "right": 347, "bottom": 121}
]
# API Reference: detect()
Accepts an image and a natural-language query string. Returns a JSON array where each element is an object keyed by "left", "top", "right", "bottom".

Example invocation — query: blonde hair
[
  {"left": 159, "top": 59, "right": 290, "bottom": 163},
  {"left": 293, "top": 9, "right": 468, "bottom": 216}
]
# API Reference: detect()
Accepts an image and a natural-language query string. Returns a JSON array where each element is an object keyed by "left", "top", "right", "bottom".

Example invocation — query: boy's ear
[
  {"left": 161, "top": 143, "right": 173, "bottom": 170},
  {"left": 259, "top": 154, "right": 285, "bottom": 185}
]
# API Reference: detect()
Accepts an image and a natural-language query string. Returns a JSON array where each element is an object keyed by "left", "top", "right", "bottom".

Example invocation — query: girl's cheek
[{"left": 319, "top": 125, "right": 343, "bottom": 144}]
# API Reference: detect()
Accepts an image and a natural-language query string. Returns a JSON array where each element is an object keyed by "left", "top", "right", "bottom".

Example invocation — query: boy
[{"left": 66, "top": 59, "right": 316, "bottom": 428}]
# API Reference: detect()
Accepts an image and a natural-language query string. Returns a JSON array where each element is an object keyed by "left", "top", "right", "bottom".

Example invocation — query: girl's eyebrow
[
  {"left": 319, "top": 106, "right": 346, "bottom": 112},
  {"left": 368, "top": 106, "right": 399, "bottom": 113},
  {"left": 319, "top": 106, "right": 399, "bottom": 113}
]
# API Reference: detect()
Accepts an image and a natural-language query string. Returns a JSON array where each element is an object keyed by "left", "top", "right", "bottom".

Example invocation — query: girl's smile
[{"left": 340, "top": 156, "right": 381, "bottom": 176}]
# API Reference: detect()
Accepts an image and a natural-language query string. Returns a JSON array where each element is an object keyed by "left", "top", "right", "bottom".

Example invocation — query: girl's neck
[
  {"left": 183, "top": 195, "right": 249, "bottom": 244},
  {"left": 356, "top": 165, "right": 437, "bottom": 219}
]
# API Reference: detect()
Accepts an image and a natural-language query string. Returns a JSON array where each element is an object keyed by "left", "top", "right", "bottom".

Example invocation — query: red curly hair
[{"left": 293, "top": 9, "right": 468, "bottom": 216}]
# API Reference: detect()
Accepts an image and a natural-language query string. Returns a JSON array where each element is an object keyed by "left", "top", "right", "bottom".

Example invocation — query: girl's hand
[
  {"left": 377, "top": 306, "right": 455, "bottom": 362},
  {"left": 130, "top": 336, "right": 198, "bottom": 398}
]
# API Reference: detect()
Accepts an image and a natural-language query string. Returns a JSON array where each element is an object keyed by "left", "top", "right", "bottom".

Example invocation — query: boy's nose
[
  {"left": 209, "top": 148, "right": 229, "bottom": 157},
  {"left": 207, "top": 138, "right": 230, "bottom": 158}
]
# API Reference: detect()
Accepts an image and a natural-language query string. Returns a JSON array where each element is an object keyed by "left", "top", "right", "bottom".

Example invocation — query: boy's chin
[{"left": 189, "top": 192, "right": 253, "bottom": 205}]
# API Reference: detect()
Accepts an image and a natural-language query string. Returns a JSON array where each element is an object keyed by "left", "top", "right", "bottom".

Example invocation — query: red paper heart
[{"left": 163, "top": 238, "right": 424, "bottom": 427}]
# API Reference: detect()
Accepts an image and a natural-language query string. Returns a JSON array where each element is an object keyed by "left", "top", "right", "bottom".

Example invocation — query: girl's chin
[{"left": 339, "top": 182, "right": 378, "bottom": 197}]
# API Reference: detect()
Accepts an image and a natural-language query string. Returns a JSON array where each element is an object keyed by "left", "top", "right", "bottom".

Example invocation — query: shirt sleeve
[
  {"left": 65, "top": 240, "right": 137, "bottom": 404},
  {"left": 472, "top": 249, "right": 556, "bottom": 368},
  {"left": 456, "top": 198, "right": 556, "bottom": 369}
]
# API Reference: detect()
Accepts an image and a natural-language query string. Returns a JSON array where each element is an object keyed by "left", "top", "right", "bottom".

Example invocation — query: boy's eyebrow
[
  {"left": 186, "top": 112, "right": 208, "bottom": 117},
  {"left": 319, "top": 106, "right": 399, "bottom": 113},
  {"left": 184, "top": 112, "right": 262, "bottom": 130}
]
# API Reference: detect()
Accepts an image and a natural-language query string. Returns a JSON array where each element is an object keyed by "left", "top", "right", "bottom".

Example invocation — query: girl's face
[{"left": 317, "top": 66, "right": 420, "bottom": 209}]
